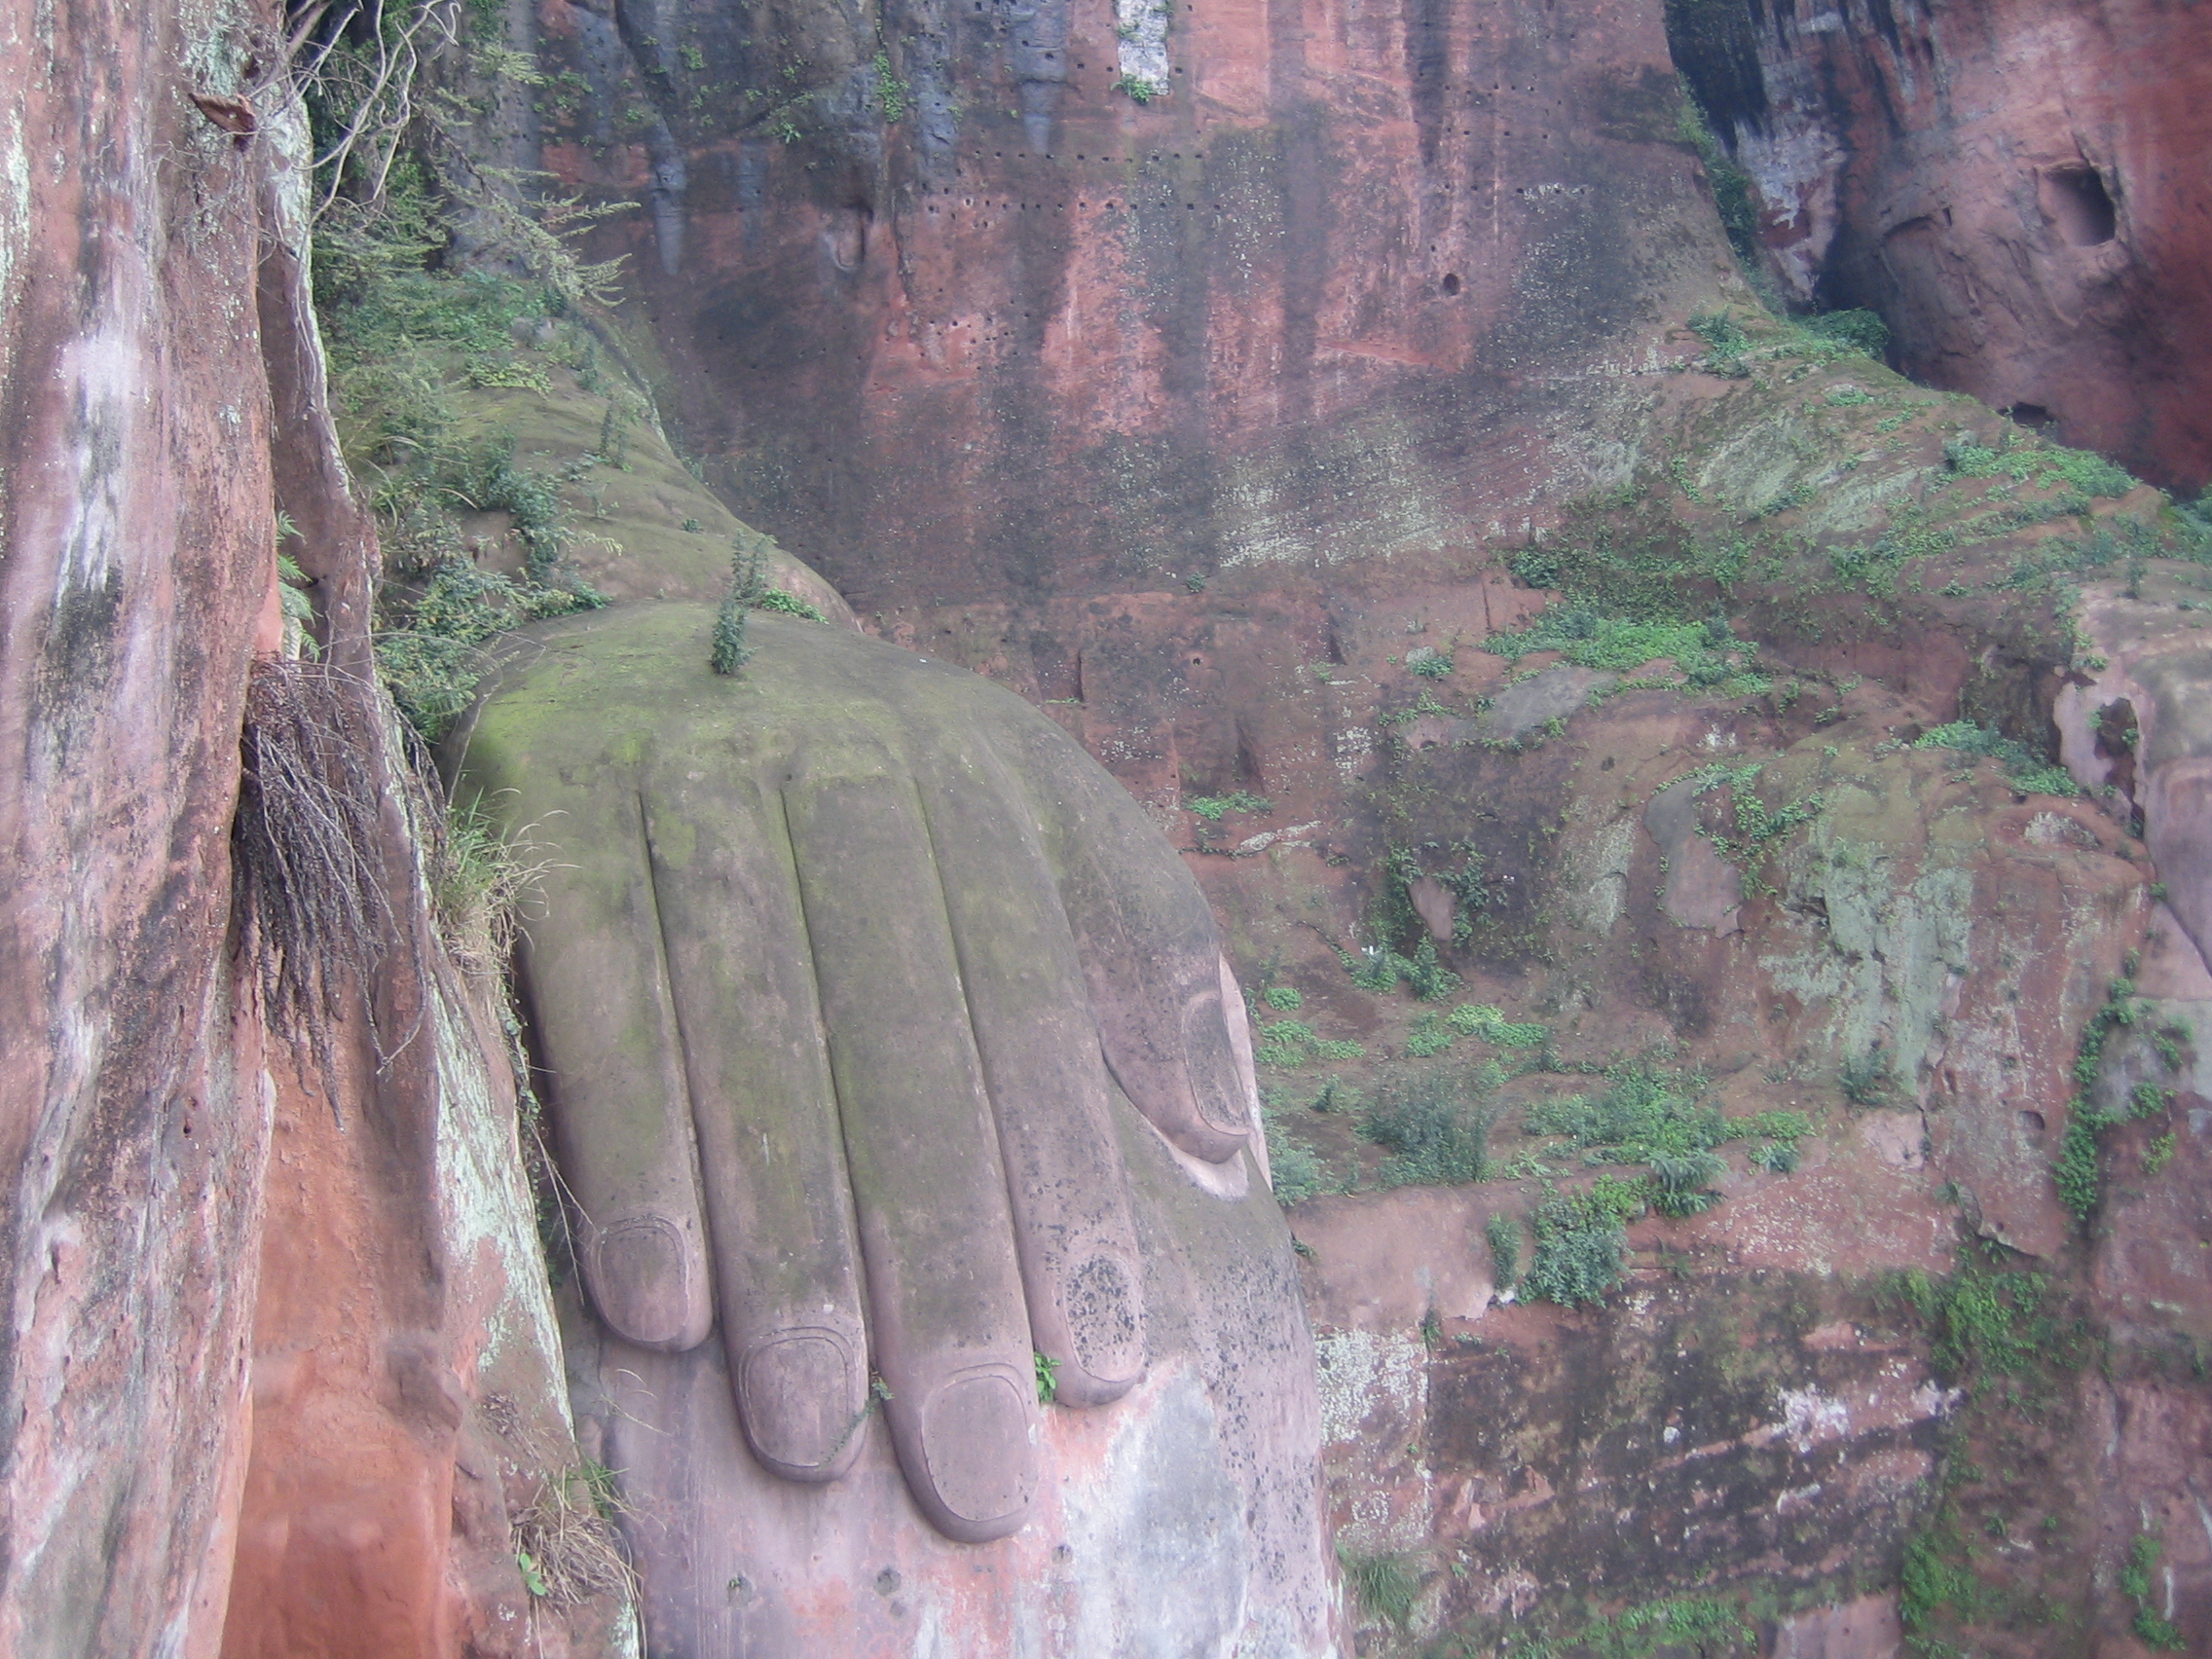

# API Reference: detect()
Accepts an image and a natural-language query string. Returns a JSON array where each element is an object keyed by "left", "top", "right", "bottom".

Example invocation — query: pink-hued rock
[
  {"left": 220, "top": 977, "right": 628, "bottom": 1659},
  {"left": 0, "top": 8, "right": 614, "bottom": 1650},
  {"left": 1770, "top": 1593, "right": 1904, "bottom": 1659},
  {"left": 0, "top": 2, "right": 277, "bottom": 1648},
  {"left": 1709, "top": 0, "right": 2212, "bottom": 492},
  {"left": 2058, "top": 577, "right": 2212, "bottom": 977},
  {"left": 532, "top": 0, "right": 1740, "bottom": 611},
  {"left": 1298, "top": 1177, "right": 1958, "bottom": 1650}
]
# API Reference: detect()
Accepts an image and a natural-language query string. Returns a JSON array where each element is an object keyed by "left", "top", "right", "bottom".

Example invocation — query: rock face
[
  {"left": 1674, "top": 0, "right": 2212, "bottom": 495},
  {"left": 9, "top": 0, "right": 2212, "bottom": 1652},
  {"left": 533, "top": 0, "right": 1740, "bottom": 608},
  {"left": 0, "top": 4, "right": 282, "bottom": 1646},
  {"left": 0, "top": 8, "right": 614, "bottom": 1653},
  {"left": 1017, "top": 328, "right": 2207, "bottom": 1650}
]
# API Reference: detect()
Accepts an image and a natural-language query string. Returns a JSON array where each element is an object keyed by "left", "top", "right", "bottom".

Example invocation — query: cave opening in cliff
[{"left": 2041, "top": 165, "right": 2118, "bottom": 246}]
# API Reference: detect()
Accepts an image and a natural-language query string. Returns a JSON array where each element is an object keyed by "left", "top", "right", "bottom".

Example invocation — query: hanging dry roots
[{"left": 234, "top": 656, "right": 394, "bottom": 1095}]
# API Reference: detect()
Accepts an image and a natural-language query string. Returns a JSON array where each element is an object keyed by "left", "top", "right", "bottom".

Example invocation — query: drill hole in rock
[
  {"left": 1441, "top": 272, "right": 1461, "bottom": 296},
  {"left": 2040, "top": 165, "right": 2117, "bottom": 246}
]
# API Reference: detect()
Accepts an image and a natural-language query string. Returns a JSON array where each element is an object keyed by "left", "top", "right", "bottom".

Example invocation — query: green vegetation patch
[
  {"left": 1944, "top": 432, "right": 2137, "bottom": 500},
  {"left": 1507, "top": 1593, "right": 1754, "bottom": 1659},
  {"left": 1913, "top": 720, "right": 2078, "bottom": 797},
  {"left": 1527, "top": 1067, "right": 1811, "bottom": 1168},
  {"left": 1682, "top": 760, "right": 1827, "bottom": 890},
  {"left": 2051, "top": 975, "right": 2191, "bottom": 1220},
  {"left": 1450, "top": 1004, "right": 1549, "bottom": 1047},
  {"left": 1525, "top": 1066, "right": 1724, "bottom": 1163},
  {"left": 1358, "top": 1064, "right": 1500, "bottom": 1187},
  {"left": 1253, "top": 1019, "right": 1365, "bottom": 1068},
  {"left": 2120, "top": 1534, "right": 2187, "bottom": 1650},
  {"left": 1186, "top": 791, "right": 1272, "bottom": 821},
  {"left": 1485, "top": 1212, "right": 1521, "bottom": 1288},
  {"left": 1260, "top": 1107, "right": 1328, "bottom": 1205},
  {"left": 1341, "top": 935, "right": 1462, "bottom": 1000},
  {"left": 1519, "top": 1068, "right": 1810, "bottom": 1240},
  {"left": 1484, "top": 607, "right": 1754, "bottom": 689},
  {"left": 379, "top": 558, "right": 602, "bottom": 740},
  {"left": 1340, "top": 1547, "right": 1421, "bottom": 1630},
  {"left": 1522, "top": 1174, "right": 1646, "bottom": 1309},
  {"left": 1883, "top": 1248, "right": 2099, "bottom": 1650},
  {"left": 1876, "top": 1261, "right": 2064, "bottom": 1390}
]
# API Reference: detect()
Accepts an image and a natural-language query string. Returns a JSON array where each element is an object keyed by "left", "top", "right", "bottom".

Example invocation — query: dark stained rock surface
[
  {"left": 534, "top": 0, "right": 1743, "bottom": 608},
  {"left": 1679, "top": 0, "right": 2212, "bottom": 495}
]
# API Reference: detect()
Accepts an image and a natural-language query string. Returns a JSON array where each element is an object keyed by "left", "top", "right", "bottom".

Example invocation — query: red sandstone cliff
[
  {"left": 0, "top": 7, "right": 616, "bottom": 1653},
  {"left": 6, "top": 0, "right": 2212, "bottom": 1652},
  {"left": 537, "top": 0, "right": 1744, "bottom": 609},
  {"left": 1675, "top": 0, "right": 2212, "bottom": 496}
]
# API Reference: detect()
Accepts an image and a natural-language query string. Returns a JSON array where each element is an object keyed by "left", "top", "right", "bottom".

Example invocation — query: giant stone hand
[{"left": 447, "top": 603, "right": 1292, "bottom": 1552}]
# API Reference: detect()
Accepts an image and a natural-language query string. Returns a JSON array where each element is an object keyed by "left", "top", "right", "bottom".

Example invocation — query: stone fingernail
[
  {"left": 740, "top": 1329, "right": 866, "bottom": 1480},
  {"left": 919, "top": 1370, "right": 1036, "bottom": 1538},
  {"left": 1062, "top": 1253, "right": 1144, "bottom": 1390},
  {"left": 591, "top": 1214, "right": 701, "bottom": 1348},
  {"left": 1181, "top": 994, "right": 1253, "bottom": 1137}
]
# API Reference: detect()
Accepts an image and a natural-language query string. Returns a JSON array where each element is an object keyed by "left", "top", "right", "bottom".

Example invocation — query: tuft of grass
[
  {"left": 1360, "top": 1064, "right": 1500, "bottom": 1187},
  {"left": 1485, "top": 1213, "right": 1521, "bottom": 1288},
  {"left": 1914, "top": 720, "right": 2078, "bottom": 797},
  {"left": 1755, "top": 1139, "right": 1800, "bottom": 1174},
  {"left": 1339, "top": 1547, "right": 1421, "bottom": 1630},
  {"left": 511, "top": 1463, "right": 638, "bottom": 1607},
  {"left": 1485, "top": 606, "right": 1751, "bottom": 686},
  {"left": 1261, "top": 983, "right": 1304, "bottom": 1012},
  {"left": 2120, "top": 1534, "right": 2187, "bottom": 1650},
  {"left": 1838, "top": 1049, "right": 1891, "bottom": 1105},
  {"left": 1645, "top": 1150, "right": 1725, "bottom": 1218},
  {"left": 1186, "top": 790, "right": 1272, "bottom": 821},
  {"left": 1448, "top": 1004, "right": 1548, "bottom": 1047},
  {"left": 430, "top": 794, "right": 550, "bottom": 976}
]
